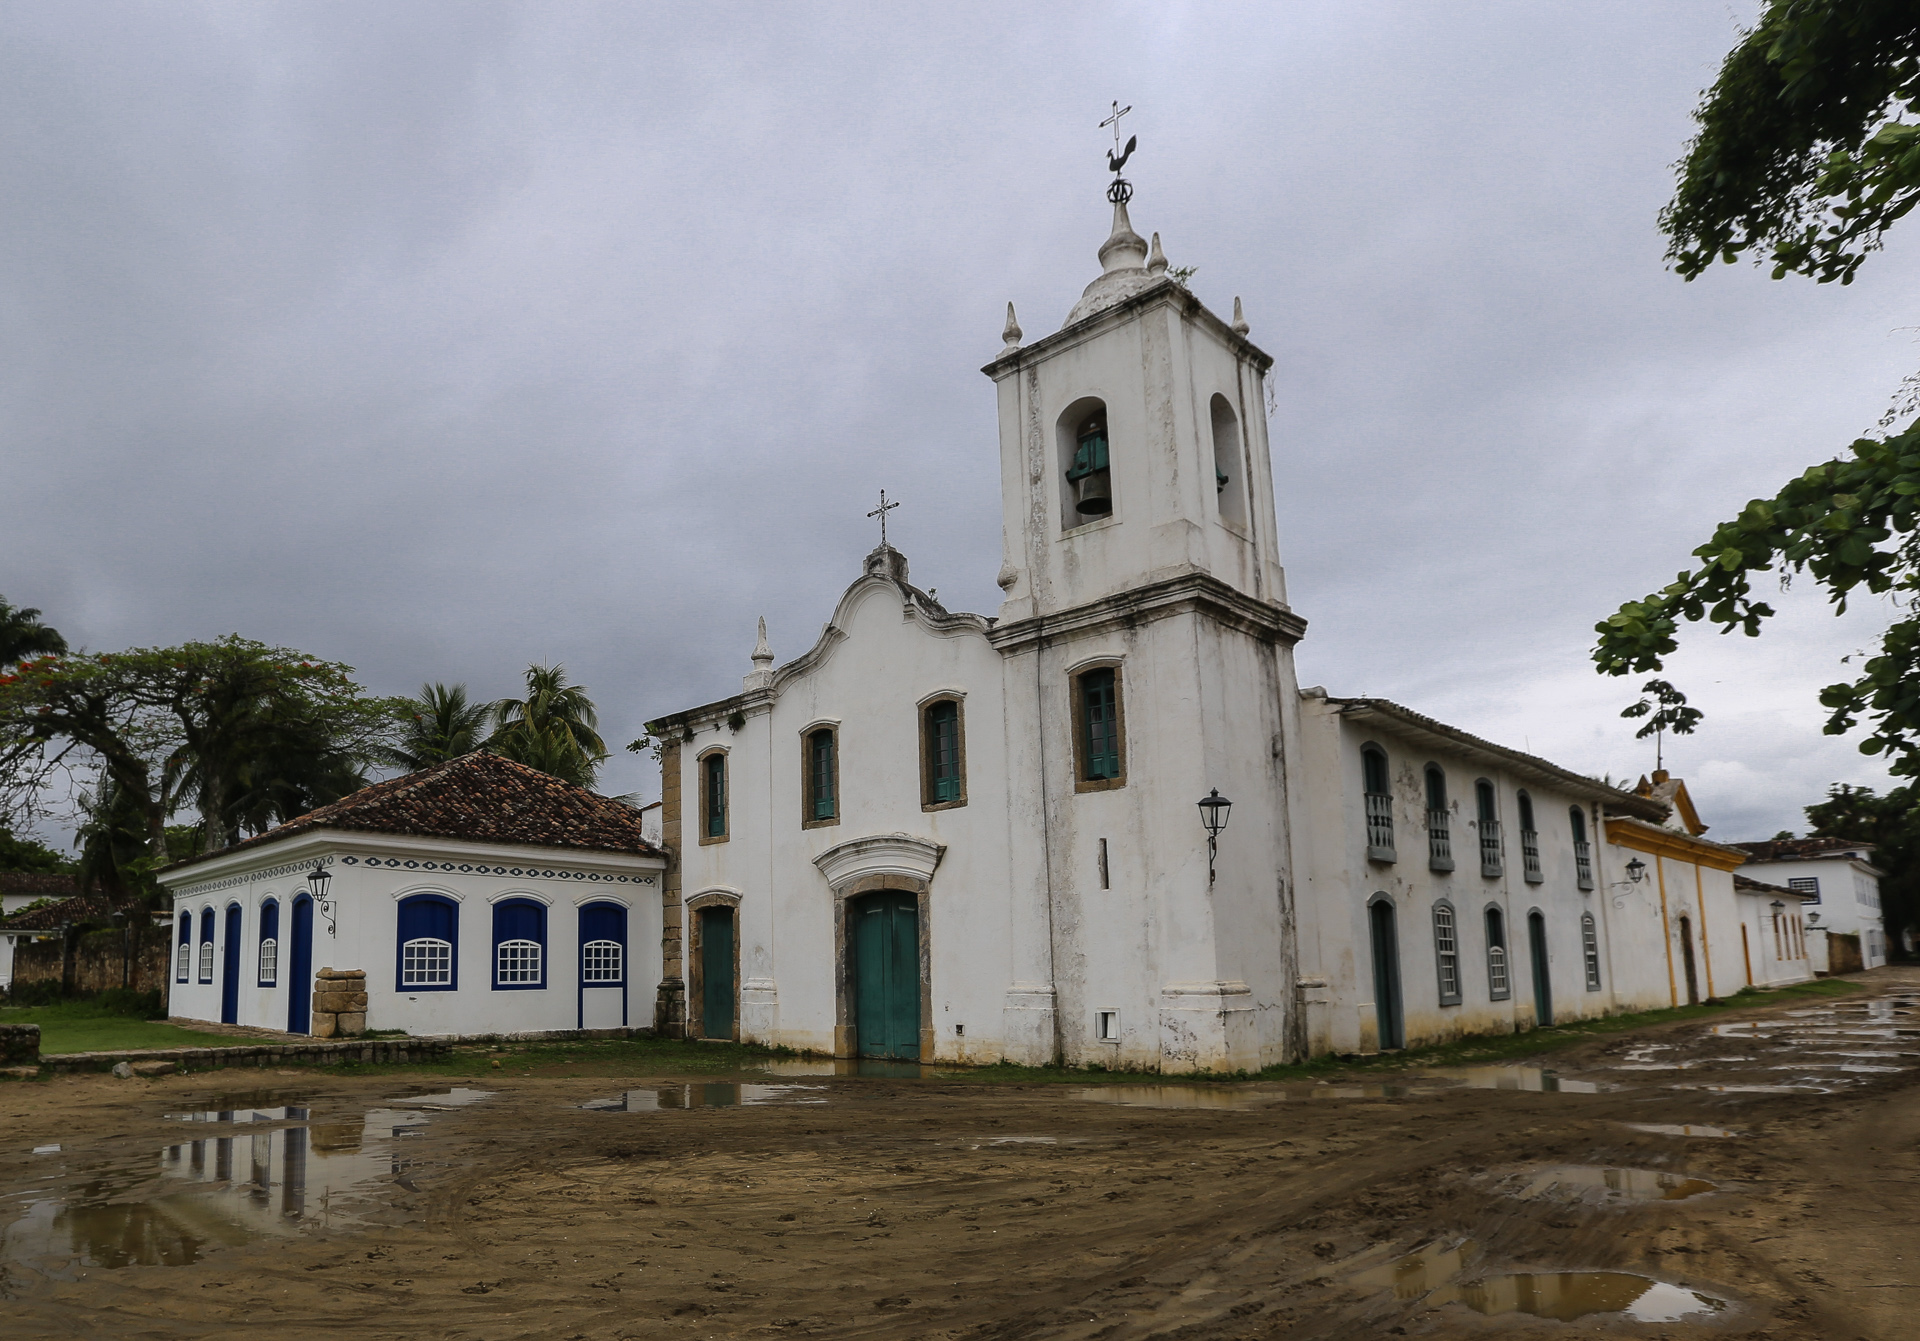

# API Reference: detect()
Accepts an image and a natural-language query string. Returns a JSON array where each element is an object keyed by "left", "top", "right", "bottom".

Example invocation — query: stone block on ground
[
  {"left": 311, "top": 1013, "right": 338, "bottom": 1039},
  {"left": 111, "top": 1061, "right": 133, "bottom": 1078},
  {"left": 335, "top": 1012, "right": 367, "bottom": 1036},
  {"left": 131, "top": 1060, "right": 177, "bottom": 1077},
  {"left": 0, "top": 1065, "right": 39, "bottom": 1080}
]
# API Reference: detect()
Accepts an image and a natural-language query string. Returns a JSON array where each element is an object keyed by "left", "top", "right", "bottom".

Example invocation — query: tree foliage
[
  {"left": 0, "top": 825, "right": 74, "bottom": 874},
  {"left": 487, "top": 664, "right": 607, "bottom": 789},
  {"left": 1664, "top": 1, "right": 1920, "bottom": 285},
  {"left": 0, "top": 597, "right": 67, "bottom": 667},
  {"left": 377, "top": 682, "right": 492, "bottom": 773},
  {"left": 1597, "top": 5, "right": 1920, "bottom": 774}
]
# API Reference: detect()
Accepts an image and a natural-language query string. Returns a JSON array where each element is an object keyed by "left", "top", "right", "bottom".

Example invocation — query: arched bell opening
[{"left": 1056, "top": 397, "right": 1113, "bottom": 528}]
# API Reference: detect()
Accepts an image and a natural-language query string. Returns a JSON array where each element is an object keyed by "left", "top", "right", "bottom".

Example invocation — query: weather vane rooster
[{"left": 1101, "top": 100, "right": 1136, "bottom": 204}]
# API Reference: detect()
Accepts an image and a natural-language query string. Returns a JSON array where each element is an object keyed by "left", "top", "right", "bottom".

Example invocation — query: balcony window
[
  {"left": 1476, "top": 780, "right": 1502, "bottom": 879},
  {"left": 1518, "top": 791, "right": 1542, "bottom": 884},
  {"left": 1363, "top": 746, "right": 1394, "bottom": 862},
  {"left": 1424, "top": 765, "right": 1453, "bottom": 872},
  {"left": 1570, "top": 806, "right": 1594, "bottom": 890}
]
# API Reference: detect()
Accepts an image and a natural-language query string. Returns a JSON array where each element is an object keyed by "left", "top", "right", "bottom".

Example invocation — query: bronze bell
[{"left": 1075, "top": 470, "right": 1113, "bottom": 516}]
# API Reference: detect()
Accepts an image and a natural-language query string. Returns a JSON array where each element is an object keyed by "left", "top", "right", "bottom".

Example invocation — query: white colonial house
[
  {"left": 160, "top": 753, "right": 666, "bottom": 1037},
  {"left": 639, "top": 181, "right": 1715, "bottom": 1072},
  {"left": 1731, "top": 837, "right": 1889, "bottom": 971}
]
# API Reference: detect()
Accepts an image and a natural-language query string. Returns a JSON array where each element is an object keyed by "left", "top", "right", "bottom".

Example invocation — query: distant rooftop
[{"left": 1729, "top": 837, "right": 1874, "bottom": 863}]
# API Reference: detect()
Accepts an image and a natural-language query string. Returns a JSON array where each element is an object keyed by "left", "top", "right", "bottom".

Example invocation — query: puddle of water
[
  {"left": 1351, "top": 1238, "right": 1477, "bottom": 1299},
  {"left": 1420, "top": 1066, "right": 1605, "bottom": 1093},
  {"left": 580, "top": 1084, "right": 827, "bottom": 1111},
  {"left": 2, "top": 1089, "right": 487, "bottom": 1277},
  {"left": 1445, "top": 1273, "right": 1729, "bottom": 1323},
  {"left": 1502, "top": 1165, "right": 1716, "bottom": 1204},
  {"left": 1620, "top": 1123, "right": 1743, "bottom": 1139},
  {"left": 387, "top": 1088, "right": 493, "bottom": 1110},
  {"left": 1673, "top": 1083, "right": 1833, "bottom": 1095},
  {"left": 748, "top": 1058, "right": 926, "bottom": 1079},
  {"left": 1077, "top": 1085, "right": 1278, "bottom": 1109}
]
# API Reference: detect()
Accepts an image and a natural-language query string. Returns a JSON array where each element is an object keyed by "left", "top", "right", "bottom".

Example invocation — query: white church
[{"left": 164, "top": 169, "right": 1784, "bottom": 1069}]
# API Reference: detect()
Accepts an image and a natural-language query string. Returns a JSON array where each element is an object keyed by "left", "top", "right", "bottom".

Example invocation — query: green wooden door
[
  {"left": 853, "top": 892, "right": 920, "bottom": 1059},
  {"left": 1528, "top": 911, "right": 1553, "bottom": 1026},
  {"left": 700, "top": 907, "right": 735, "bottom": 1039}
]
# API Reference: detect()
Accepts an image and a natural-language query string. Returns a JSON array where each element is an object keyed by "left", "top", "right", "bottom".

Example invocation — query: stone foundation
[{"left": 310, "top": 967, "right": 367, "bottom": 1038}]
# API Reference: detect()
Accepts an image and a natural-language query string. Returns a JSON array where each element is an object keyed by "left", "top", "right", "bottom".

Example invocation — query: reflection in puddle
[
  {"left": 580, "top": 1084, "right": 827, "bottom": 1111},
  {"left": 1502, "top": 1165, "right": 1715, "bottom": 1204},
  {"left": 1351, "top": 1237, "right": 1477, "bottom": 1298},
  {"left": 750, "top": 1058, "right": 926, "bottom": 1079},
  {"left": 2, "top": 1090, "right": 487, "bottom": 1277},
  {"left": 1421, "top": 1066, "right": 1604, "bottom": 1093},
  {"left": 1077, "top": 1086, "right": 1278, "bottom": 1109},
  {"left": 1450, "top": 1273, "right": 1729, "bottom": 1323},
  {"left": 1621, "top": 1123, "right": 1743, "bottom": 1139},
  {"left": 1674, "top": 1082, "right": 1833, "bottom": 1095}
]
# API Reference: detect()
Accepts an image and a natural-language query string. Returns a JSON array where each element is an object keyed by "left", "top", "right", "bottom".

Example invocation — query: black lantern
[
  {"left": 309, "top": 864, "right": 335, "bottom": 937},
  {"left": 1198, "top": 789, "right": 1232, "bottom": 886},
  {"left": 1624, "top": 857, "right": 1646, "bottom": 884}
]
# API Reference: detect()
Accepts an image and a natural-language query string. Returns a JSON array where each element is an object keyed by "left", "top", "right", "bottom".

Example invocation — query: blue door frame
[
  {"left": 220, "top": 905, "right": 242, "bottom": 1024},
  {"left": 287, "top": 896, "right": 314, "bottom": 1034}
]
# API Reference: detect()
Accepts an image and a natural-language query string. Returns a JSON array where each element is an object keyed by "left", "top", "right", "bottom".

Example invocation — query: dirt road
[{"left": 1, "top": 971, "right": 1915, "bottom": 1340}]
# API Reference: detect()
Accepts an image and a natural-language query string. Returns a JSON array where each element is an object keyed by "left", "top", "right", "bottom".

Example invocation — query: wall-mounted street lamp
[
  {"left": 309, "top": 864, "right": 335, "bottom": 938},
  {"left": 1198, "top": 789, "right": 1232, "bottom": 887},
  {"left": 1624, "top": 858, "right": 1646, "bottom": 884}
]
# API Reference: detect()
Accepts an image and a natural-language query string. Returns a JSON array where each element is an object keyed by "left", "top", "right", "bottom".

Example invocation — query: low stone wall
[
  {"left": 9, "top": 924, "right": 174, "bottom": 1001},
  {"left": 36, "top": 1037, "right": 453, "bottom": 1076},
  {"left": 0, "top": 1024, "right": 38, "bottom": 1064}
]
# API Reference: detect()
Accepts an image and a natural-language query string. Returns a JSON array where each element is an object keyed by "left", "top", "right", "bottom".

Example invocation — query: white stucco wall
[
  {"left": 1738, "top": 856, "right": 1887, "bottom": 968},
  {"left": 161, "top": 831, "right": 663, "bottom": 1036}
]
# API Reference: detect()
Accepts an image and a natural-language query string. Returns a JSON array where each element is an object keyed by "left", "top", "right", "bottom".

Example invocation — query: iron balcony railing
[
  {"left": 1365, "top": 791, "right": 1395, "bottom": 861},
  {"left": 1479, "top": 819, "right": 1503, "bottom": 878},
  {"left": 1427, "top": 809, "right": 1454, "bottom": 871},
  {"left": 1574, "top": 839, "right": 1594, "bottom": 890},
  {"left": 1521, "top": 828, "right": 1543, "bottom": 883}
]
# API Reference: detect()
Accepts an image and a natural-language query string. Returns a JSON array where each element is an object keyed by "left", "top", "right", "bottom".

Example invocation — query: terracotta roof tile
[
  {"left": 168, "top": 752, "right": 663, "bottom": 871},
  {"left": 1734, "top": 874, "right": 1815, "bottom": 899},
  {"left": 0, "top": 891, "right": 118, "bottom": 932},
  {"left": 0, "top": 872, "right": 79, "bottom": 898},
  {"left": 1730, "top": 837, "right": 1873, "bottom": 862}
]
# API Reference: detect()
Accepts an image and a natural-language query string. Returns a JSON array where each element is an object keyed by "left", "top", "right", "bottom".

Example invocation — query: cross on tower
[
  {"left": 867, "top": 489, "right": 900, "bottom": 549},
  {"left": 1100, "top": 101, "right": 1132, "bottom": 161}
]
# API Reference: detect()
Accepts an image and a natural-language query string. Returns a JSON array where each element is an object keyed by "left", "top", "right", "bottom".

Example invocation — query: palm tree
[
  {"left": 0, "top": 597, "right": 67, "bottom": 667},
  {"left": 378, "top": 683, "right": 493, "bottom": 773},
  {"left": 488, "top": 664, "right": 608, "bottom": 788}
]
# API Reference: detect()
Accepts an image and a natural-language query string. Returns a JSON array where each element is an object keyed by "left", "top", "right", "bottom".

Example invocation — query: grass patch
[{"left": 0, "top": 1002, "right": 242, "bottom": 1055}]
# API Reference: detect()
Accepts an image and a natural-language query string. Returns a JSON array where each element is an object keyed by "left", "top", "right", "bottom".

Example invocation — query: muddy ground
[{"left": 1, "top": 972, "right": 1916, "bottom": 1340}]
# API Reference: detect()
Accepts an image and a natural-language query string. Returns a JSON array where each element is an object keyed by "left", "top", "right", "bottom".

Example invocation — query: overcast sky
[{"left": 5, "top": 1, "right": 1916, "bottom": 848}]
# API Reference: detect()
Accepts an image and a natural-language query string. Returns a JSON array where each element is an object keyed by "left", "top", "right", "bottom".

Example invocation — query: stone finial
[
  {"left": 1097, "top": 198, "right": 1149, "bottom": 275},
  {"left": 1231, "top": 296, "right": 1249, "bottom": 336},
  {"left": 751, "top": 616, "right": 773, "bottom": 672},
  {"left": 1001, "top": 302, "right": 1022, "bottom": 352},
  {"left": 1147, "top": 232, "right": 1168, "bottom": 275}
]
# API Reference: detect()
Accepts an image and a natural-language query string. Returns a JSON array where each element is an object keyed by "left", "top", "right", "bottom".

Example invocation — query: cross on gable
[{"left": 867, "top": 489, "right": 899, "bottom": 549}]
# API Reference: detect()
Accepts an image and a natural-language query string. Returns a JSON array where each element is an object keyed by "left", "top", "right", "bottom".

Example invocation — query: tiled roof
[
  {"left": 1730, "top": 837, "right": 1873, "bottom": 862},
  {"left": 0, "top": 872, "right": 79, "bottom": 898},
  {"left": 166, "top": 751, "right": 664, "bottom": 871},
  {"left": 0, "top": 891, "right": 119, "bottom": 932},
  {"left": 1734, "top": 874, "right": 1816, "bottom": 899}
]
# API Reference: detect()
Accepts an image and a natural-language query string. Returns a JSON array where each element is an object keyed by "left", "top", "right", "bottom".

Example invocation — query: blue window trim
[
  {"left": 395, "top": 894, "right": 460, "bottom": 992},
  {"left": 257, "top": 898, "right": 280, "bottom": 987},
  {"left": 578, "top": 901, "right": 628, "bottom": 988},
  {"left": 198, "top": 907, "right": 215, "bottom": 982},
  {"left": 492, "top": 897, "right": 548, "bottom": 991},
  {"left": 176, "top": 907, "right": 191, "bottom": 982}
]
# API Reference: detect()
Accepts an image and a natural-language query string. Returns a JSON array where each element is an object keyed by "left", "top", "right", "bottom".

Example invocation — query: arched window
[
  {"left": 1476, "top": 781, "right": 1502, "bottom": 878},
  {"left": 1210, "top": 394, "right": 1247, "bottom": 528},
  {"left": 1570, "top": 806, "right": 1594, "bottom": 889},
  {"left": 922, "top": 699, "right": 966, "bottom": 808},
  {"left": 176, "top": 910, "right": 192, "bottom": 982},
  {"left": 803, "top": 726, "right": 838, "bottom": 826},
  {"left": 397, "top": 894, "right": 458, "bottom": 990},
  {"left": 258, "top": 899, "right": 280, "bottom": 987},
  {"left": 1432, "top": 901, "right": 1461, "bottom": 1006},
  {"left": 700, "top": 751, "right": 728, "bottom": 843},
  {"left": 1517, "top": 791, "right": 1542, "bottom": 883},
  {"left": 1485, "top": 906, "right": 1510, "bottom": 1000},
  {"left": 580, "top": 902, "right": 627, "bottom": 984},
  {"left": 1581, "top": 913, "right": 1602, "bottom": 990},
  {"left": 1424, "top": 765, "right": 1453, "bottom": 871},
  {"left": 493, "top": 898, "right": 546, "bottom": 989},
  {"left": 1061, "top": 400, "right": 1113, "bottom": 525},
  {"left": 197, "top": 908, "right": 215, "bottom": 983},
  {"left": 1363, "top": 746, "right": 1394, "bottom": 861}
]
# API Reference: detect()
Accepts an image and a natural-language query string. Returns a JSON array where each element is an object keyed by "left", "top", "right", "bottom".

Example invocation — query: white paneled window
[
  {"left": 176, "top": 942, "right": 191, "bottom": 982},
  {"left": 402, "top": 937, "right": 453, "bottom": 987},
  {"left": 258, "top": 938, "right": 278, "bottom": 986},
  {"left": 496, "top": 939, "right": 542, "bottom": 985},
  {"left": 198, "top": 941, "right": 214, "bottom": 982},
  {"left": 581, "top": 939, "right": 623, "bottom": 983}
]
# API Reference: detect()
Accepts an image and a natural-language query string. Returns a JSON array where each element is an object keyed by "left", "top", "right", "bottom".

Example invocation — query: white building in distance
[{"left": 1731, "top": 837, "right": 1888, "bottom": 971}]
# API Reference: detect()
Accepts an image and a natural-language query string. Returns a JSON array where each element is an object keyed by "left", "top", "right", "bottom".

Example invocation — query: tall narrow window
[
  {"left": 922, "top": 699, "right": 966, "bottom": 808},
  {"left": 1425, "top": 765, "right": 1452, "bottom": 871},
  {"left": 258, "top": 899, "right": 280, "bottom": 987},
  {"left": 802, "top": 727, "right": 838, "bottom": 826},
  {"left": 1476, "top": 781, "right": 1502, "bottom": 878},
  {"left": 397, "top": 894, "right": 458, "bottom": 990},
  {"left": 1581, "top": 913, "right": 1602, "bottom": 990},
  {"left": 198, "top": 909, "right": 215, "bottom": 983},
  {"left": 580, "top": 902, "right": 627, "bottom": 984},
  {"left": 1570, "top": 806, "right": 1594, "bottom": 890},
  {"left": 1210, "top": 394, "right": 1247, "bottom": 528},
  {"left": 493, "top": 898, "right": 547, "bottom": 989},
  {"left": 1363, "top": 746, "right": 1395, "bottom": 862},
  {"left": 1065, "top": 407, "right": 1112, "bottom": 520},
  {"left": 1074, "top": 666, "right": 1126, "bottom": 789},
  {"left": 176, "top": 911, "right": 192, "bottom": 982},
  {"left": 700, "top": 751, "right": 728, "bottom": 842},
  {"left": 1518, "top": 791, "right": 1542, "bottom": 883},
  {"left": 1433, "top": 901, "right": 1461, "bottom": 1006},
  {"left": 1485, "top": 906, "right": 1510, "bottom": 1000}
]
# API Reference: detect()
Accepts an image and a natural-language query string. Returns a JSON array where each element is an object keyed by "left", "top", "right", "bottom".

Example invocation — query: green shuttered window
[
  {"left": 927, "top": 701, "right": 961, "bottom": 803},
  {"left": 1081, "top": 668, "right": 1120, "bottom": 781},
  {"left": 808, "top": 728, "right": 836, "bottom": 821},
  {"left": 703, "top": 753, "right": 727, "bottom": 839}
]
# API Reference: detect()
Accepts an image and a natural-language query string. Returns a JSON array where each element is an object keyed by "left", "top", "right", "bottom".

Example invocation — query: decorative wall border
[
  {"left": 173, "top": 854, "right": 656, "bottom": 903},
  {"left": 171, "top": 856, "right": 334, "bottom": 902}
]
